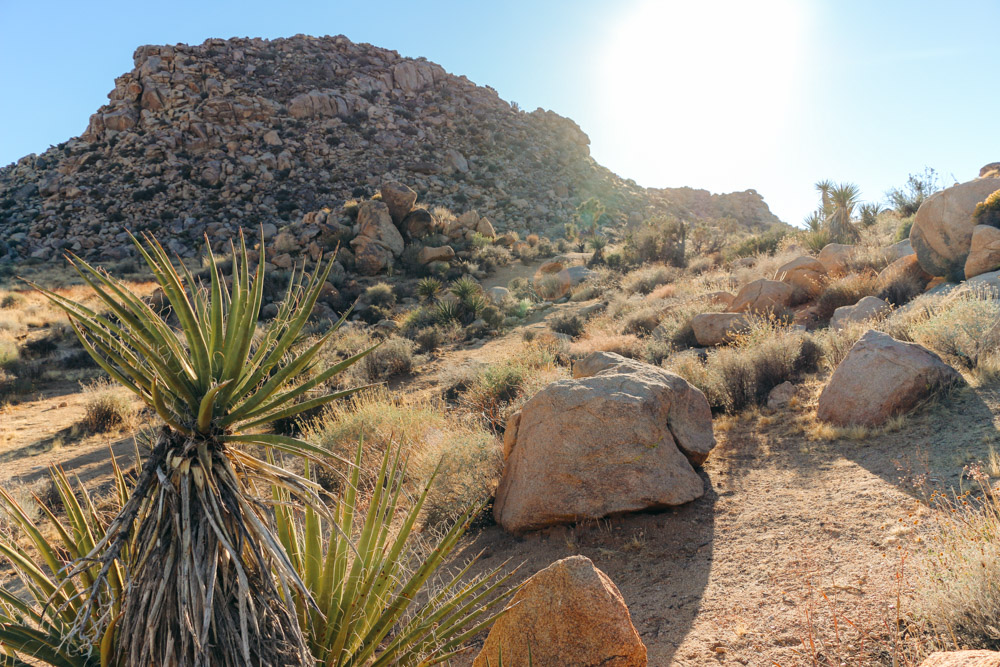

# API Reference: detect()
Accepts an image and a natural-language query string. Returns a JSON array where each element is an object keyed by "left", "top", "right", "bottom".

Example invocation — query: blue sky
[{"left": 1, "top": 0, "right": 996, "bottom": 224}]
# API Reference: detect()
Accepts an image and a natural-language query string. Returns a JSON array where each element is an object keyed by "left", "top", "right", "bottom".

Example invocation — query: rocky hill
[{"left": 0, "top": 34, "right": 782, "bottom": 265}]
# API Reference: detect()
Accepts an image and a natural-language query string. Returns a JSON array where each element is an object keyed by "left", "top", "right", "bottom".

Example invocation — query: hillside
[{"left": 0, "top": 34, "right": 781, "bottom": 265}]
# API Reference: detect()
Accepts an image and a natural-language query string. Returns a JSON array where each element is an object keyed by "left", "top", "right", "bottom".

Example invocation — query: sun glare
[{"left": 596, "top": 0, "right": 808, "bottom": 189}]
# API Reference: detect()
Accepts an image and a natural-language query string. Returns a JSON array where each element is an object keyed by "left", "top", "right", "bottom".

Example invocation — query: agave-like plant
[
  {"left": 828, "top": 182, "right": 862, "bottom": 242},
  {"left": 0, "top": 458, "right": 133, "bottom": 666},
  {"left": 27, "top": 231, "right": 372, "bottom": 666},
  {"left": 274, "top": 442, "right": 514, "bottom": 666}
]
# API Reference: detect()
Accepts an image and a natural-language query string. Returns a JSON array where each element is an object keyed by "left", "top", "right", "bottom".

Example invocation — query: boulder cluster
[{"left": 0, "top": 34, "right": 780, "bottom": 265}]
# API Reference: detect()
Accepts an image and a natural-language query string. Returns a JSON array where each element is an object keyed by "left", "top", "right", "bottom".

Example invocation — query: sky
[{"left": 1, "top": 0, "right": 997, "bottom": 224}]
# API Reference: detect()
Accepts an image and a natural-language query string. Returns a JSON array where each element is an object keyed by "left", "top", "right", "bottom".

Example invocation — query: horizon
[{"left": 2, "top": 0, "right": 997, "bottom": 224}]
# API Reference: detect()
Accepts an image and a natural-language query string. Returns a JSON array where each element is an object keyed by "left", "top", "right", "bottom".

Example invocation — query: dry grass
[
  {"left": 815, "top": 273, "right": 882, "bottom": 321},
  {"left": 80, "top": 377, "right": 141, "bottom": 433}
]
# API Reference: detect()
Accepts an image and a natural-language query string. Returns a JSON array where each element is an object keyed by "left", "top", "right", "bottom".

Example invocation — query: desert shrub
[
  {"left": 667, "top": 317, "right": 819, "bottom": 413},
  {"left": 526, "top": 233, "right": 540, "bottom": 246},
  {"left": 913, "top": 481, "right": 1000, "bottom": 651},
  {"left": 414, "top": 325, "right": 445, "bottom": 352},
  {"left": 653, "top": 299, "right": 727, "bottom": 352},
  {"left": 909, "top": 291, "right": 1000, "bottom": 372},
  {"left": 535, "top": 238, "right": 555, "bottom": 257},
  {"left": 621, "top": 264, "right": 675, "bottom": 295},
  {"left": 535, "top": 273, "right": 568, "bottom": 301},
  {"left": 550, "top": 312, "right": 585, "bottom": 338},
  {"left": 803, "top": 229, "right": 833, "bottom": 253},
  {"left": 505, "top": 298, "right": 531, "bottom": 319},
  {"left": 879, "top": 271, "right": 926, "bottom": 306},
  {"left": 815, "top": 273, "right": 881, "bottom": 320},
  {"left": 0, "top": 293, "right": 24, "bottom": 309},
  {"left": 0, "top": 331, "right": 18, "bottom": 368},
  {"left": 973, "top": 188, "right": 1000, "bottom": 228},
  {"left": 725, "top": 229, "right": 786, "bottom": 260},
  {"left": 621, "top": 305, "right": 663, "bottom": 335},
  {"left": 842, "top": 245, "right": 893, "bottom": 275},
  {"left": 887, "top": 167, "right": 940, "bottom": 216},
  {"left": 481, "top": 304, "right": 504, "bottom": 330},
  {"left": 507, "top": 277, "right": 537, "bottom": 302},
  {"left": 399, "top": 305, "right": 437, "bottom": 336},
  {"left": 571, "top": 333, "right": 644, "bottom": 360},
  {"left": 460, "top": 345, "right": 559, "bottom": 432},
  {"left": 356, "top": 336, "right": 414, "bottom": 381},
  {"left": 815, "top": 321, "right": 869, "bottom": 370},
  {"left": 363, "top": 282, "right": 396, "bottom": 308},
  {"left": 474, "top": 244, "right": 512, "bottom": 271},
  {"left": 81, "top": 377, "right": 140, "bottom": 432},
  {"left": 625, "top": 216, "right": 687, "bottom": 267}
]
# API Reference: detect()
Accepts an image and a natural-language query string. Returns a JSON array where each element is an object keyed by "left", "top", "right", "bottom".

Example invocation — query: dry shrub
[
  {"left": 914, "top": 479, "right": 1000, "bottom": 651},
  {"left": 0, "top": 331, "right": 18, "bottom": 368},
  {"left": 303, "top": 389, "right": 500, "bottom": 527},
  {"left": 879, "top": 271, "right": 927, "bottom": 307},
  {"left": 816, "top": 273, "right": 881, "bottom": 320},
  {"left": 550, "top": 312, "right": 585, "bottom": 338},
  {"left": 908, "top": 290, "right": 1000, "bottom": 374},
  {"left": 569, "top": 333, "right": 644, "bottom": 359},
  {"left": 356, "top": 336, "right": 414, "bottom": 382},
  {"left": 814, "top": 320, "right": 869, "bottom": 370},
  {"left": 459, "top": 344, "right": 563, "bottom": 433},
  {"left": 621, "top": 264, "right": 677, "bottom": 295},
  {"left": 665, "top": 316, "right": 820, "bottom": 413},
  {"left": 80, "top": 378, "right": 140, "bottom": 433},
  {"left": 647, "top": 283, "right": 676, "bottom": 301}
]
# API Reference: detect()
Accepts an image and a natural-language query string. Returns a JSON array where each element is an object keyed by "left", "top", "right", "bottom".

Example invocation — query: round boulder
[
  {"left": 817, "top": 330, "right": 963, "bottom": 427},
  {"left": 472, "top": 555, "right": 647, "bottom": 667},
  {"left": 689, "top": 312, "right": 750, "bottom": 346},
  {"left": 401, "top": 208, "right": 436, "bottom": 239},
  {"left": 817, "top": 243, "right": 857, "bottom": 276},
  {"left": 379, "top": 181, "right": 417, "bottom": 224},
  {"left": 774, "top": 255, "right": 827, "bottom": 297},
  {"left": 965, "top": 224, "right": 1000, "bottom": 279},
  {"left": 829, "top": 296, "right": 891, "bottom": 331},
  {"left": 494, "top": 352, "right": 714, "bottom": 533},
  {"left": 730, "top": 279, "right": 795, "bottom": 314},
  {"left": 910, "top": 177, "right": 1000, "bottom": 280}
]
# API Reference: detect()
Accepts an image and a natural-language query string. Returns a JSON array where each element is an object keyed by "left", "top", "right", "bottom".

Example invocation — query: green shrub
[
  {"left": 481, "top": 304, "right": 505, "bottom": 330},
  {"left": 803, "top": 229, "right": 833, "bottom": 253},
  {"left": 363, "top": 282, "right": 396, "bottom": 308},
  {"left": 725, "top": 230, "right": 786, "bottom": 260},
  {"left": 625, "top": 216, "right": 687, "bottom": 267},
  {"left": 973, "top": 188, "right": 1000, "bottom": 228},
  {"left": 895, "top": 216, "right": 915, "bottom": 242},
  {"left": 886, "top": 167, "right": 940, "bottom": 216}
]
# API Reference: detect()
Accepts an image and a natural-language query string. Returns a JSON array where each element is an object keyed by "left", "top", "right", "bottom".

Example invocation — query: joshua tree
[
  {"left": 828, "top": 182, "right": 862, "bottom": 242},
  {"left": 30, "top": 232, "right": 371, "bottom": 666}
]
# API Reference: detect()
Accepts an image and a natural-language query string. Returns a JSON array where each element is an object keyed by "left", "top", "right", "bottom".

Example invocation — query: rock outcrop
[
  {"left": 911, "top": 176, "right": 1000, "bottom": 280},
  {"left": 0, "top": 35, "right": 784, "bottom": 264},
  {"left": 494, "top": 352, "right": 714, "bottom": 533},
  {"left": 472, "top": 555, "right": 647, "bottom": 667},
  {"left": 817, "top": 330, "right": 962, "bottom": 427}
]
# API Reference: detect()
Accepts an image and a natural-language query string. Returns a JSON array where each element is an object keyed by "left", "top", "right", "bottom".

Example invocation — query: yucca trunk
[{"left": 112, "top": 427, "right": 309, "bottom": 666}]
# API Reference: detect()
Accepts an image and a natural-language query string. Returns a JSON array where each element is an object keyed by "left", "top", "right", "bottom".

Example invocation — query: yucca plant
[
  {"left": 416, "top": 277, "right": 443, "bottom": 302},
  {"left": 828, "top": 182, "right": 861, "bottom": 242},
  {"left": 449, "top": 277, "right": 481, "bottom": 304},
  {"left": 27, "top": 231, "right": 372, "bottom": 666},
  {"left": 0, "top": 458, "right": 134, "bottom": 666},
  {"left": 274, "top": 442, "right": 514, "bottom": 666},
  {"left": 434, "top": 299, "right": 461, "bottom": 326}
]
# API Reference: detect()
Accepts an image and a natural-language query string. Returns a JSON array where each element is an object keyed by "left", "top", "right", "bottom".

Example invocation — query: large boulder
[
  {"left": 965, "top": 224, "right": 1000, "bottom": 278},
  {"left": 401, "top": 208, "right": 436, "bottom": 238},
  {"left": 829, "top": 296, "right": 891, "bottom": 331},
  {"left": 417, "top": 245, "right": 455, "bottom": 265},
  {"left": 879, "top": 253, "right": 933, "bottom": 288},
  {"left": 355, "top": 201, "right": 404, "bottom": 256},
  {"left": 494, "top": 352, "right": 714, "bottom": 532},
  {"left": 818, "top": 243, "right": 857, "bottom": 276},
  {"left": 817, "top": 330, "right": 962, "bottom": 427},
  {"left": 689, "top": 312, "right": 750, "bottom": 346},
  {"left": 472, "top": 555, "right": 647, "bottom": 667},
  {"left": 919, "top": 651, "right": 1000, "bottom": 667},
  {"left": 730, "top": 279, "right": 795, "bottom": 314},
  {"left": 911, "top": 177, "right": 1000, "bottom": 280},
  {"left": 774, "top": 255, "right": 827, "bottom": 297},
  {"left": 379, "top": 181, "right": 417, "bottom": 224}
]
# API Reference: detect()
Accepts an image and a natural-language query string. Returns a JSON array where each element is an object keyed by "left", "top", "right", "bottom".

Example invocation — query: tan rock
[
  {"left": 689, "top": 312, "right": 750, "bottom": 346},
  {"left": 817, "top": 330, "right": 962, "bottom": 427},
  {"left": 350, "top": 236, "right": 393, "bottom": 275},
  {"left": 818, "top": 243, "right": 857, "bottom": 276},
  {"left": 457, "top": 210, "right": 480, "bottom": 229},
  {"left": 829, "top": 296, "right": 891, "bottom": 331},
  {"left": 730, "top": 279, "right": 795, "bottom": 314},
  {"left": 472, "top": 555, "right": 647, "bottom": 667},
  {"left": 379, "top": 181, "right": 417, "bottom": 224},
  {"left": 774, "top": 255, "right": 827, "bottom": 297},
  {"left": 965, "top": 224, "right": 1000, "bottom": 278},
  {"left": 879, "top": 253, "right": 932, "bottom": 287},
  {"left": 704, "top": 291, "right": 736, "bottom": 308},
  {"left": 416, "top": 245, "right": 455, "bottom": 265},
  {"left": 401, "top": 208, "right": 435, "bottom": 238},
  {"left": 911, "top": 177, "right": 1000, "bottom": 279},
  {"left": 355, "top": 200, "right": 404, "bottom": 256},
  {"left": 767, "top": 381, "right": 796, "bottom": 409},
  {"left": 494, "top": 352, "right": 714, "bottom": 532},
  {"left": 476, "top": 217, "right": 496, "bottom": 238},
  {"left": 920, "top": 651, "right": 1000, "bottom": 667}
]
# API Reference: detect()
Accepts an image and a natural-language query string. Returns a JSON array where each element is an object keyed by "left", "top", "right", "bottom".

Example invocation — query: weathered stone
[
  {"left": 400, "top": 208, "right": 435, "bottom": 238},
  {"left": 486, "top": 286, "right": 509, "bottom": 304},
  {"left": 879, "top": 253, "right": 932, "bottom": 288},
  {"left": 767, "top": 381, "right": 796, "bottom": 409},
  {"left": 774, "top": 255, "right": 827, "bottom": 297},
  {"left": 416, "top": 245, "right": 455, "bottom": 265},
  {"left": 911, "top": 177, "right": 1000, "bottom": 280},
  {"left": 476, "top": 217, "right": 496, "bottom": 238},
  {"left": 379, "top": 181, "right": 417, "bottom": 224},
  {"left": 730, "top": 279, "right": 795, "bottom": 314},
  {"left": 494, "top": 352, "right": 714, "bottom": 532},
  {"left": 472, "top": 556, "right": 647, "bottom": 667},
  {"left": 829, "top": 296, "right": 891, "bottom": 330},
  {"left": 817, "top": 243, "right": 857, "bottom": 276},
  {"left": 689, "top": 312, "right": 750, "bottom": 346},
  {"left": 965, "top": 224, "right": 1000, "bottom": 278},
  {"left": 355, "top": 200, "right": 403, "bottom": 256},
  {"left": 817, "top": 330, "right": 963, "bottom": 427}
]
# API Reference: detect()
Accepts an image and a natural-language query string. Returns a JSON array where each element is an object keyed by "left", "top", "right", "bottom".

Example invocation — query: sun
[{"left": 595, "top": 0, "right": 809, "bottom": 190}]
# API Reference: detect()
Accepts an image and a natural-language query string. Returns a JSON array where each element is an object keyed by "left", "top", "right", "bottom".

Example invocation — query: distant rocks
[
  {"left": 817, "top": 330, "right": 962, "bottom": 427},
  {"left": 494, "top": 352, "right": 714, "bottom": 533},
  {"left": 472, "top": 555, "right": 647, "bottom": 667}
]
